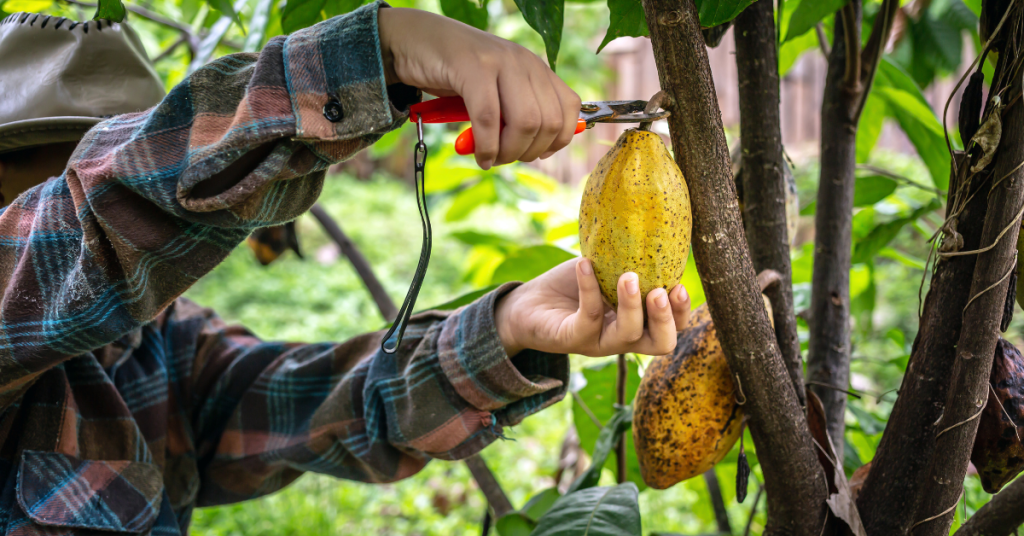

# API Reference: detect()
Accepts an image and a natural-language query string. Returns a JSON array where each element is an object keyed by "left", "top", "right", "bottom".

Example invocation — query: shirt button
[{"left": 323, "top": 98, "right": 344, "bottom": 123}]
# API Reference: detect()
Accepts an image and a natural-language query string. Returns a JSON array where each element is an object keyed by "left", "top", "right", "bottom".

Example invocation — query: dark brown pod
[{"left": 971, "top": 337, "right": 1024, "bottom": 493}]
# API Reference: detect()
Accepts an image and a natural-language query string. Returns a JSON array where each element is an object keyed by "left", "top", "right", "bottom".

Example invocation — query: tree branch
[
  {"left": 309, "top": 204, "right": 399, "bottom": 322},
  {"left": 816, "top": 23, "right": 831, "bottom": 59},
  {"left": 913, "top": 60, "right": 1024, "bottom": 536},
  {"left": 639, "top": 0, "right": 828, "bottom": 533},
  {"left": 615, "top": 353, "right": 627, "bottom": 484},
  {"left": 464, "top": 454, "right": 515, "bottom": 519},
  {"left": 734, "top": 0, "right": 805, "bottom": 407},
  {"left": 840, "top": 2, "right": 862, "bottom": 91},
  {"left": 857, "top": 0, "right": 900, "bottom": 117},
  {"left": 953, "top": 475, "right": 1024, "bottom": 536},
  {"left": 703, "top": 469, "right": 733, "bottom": 535}
]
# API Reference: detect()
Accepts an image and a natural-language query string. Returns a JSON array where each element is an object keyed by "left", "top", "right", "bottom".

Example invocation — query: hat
[{"left": 0, "top": 12, "right": 166, "bottom": 153}]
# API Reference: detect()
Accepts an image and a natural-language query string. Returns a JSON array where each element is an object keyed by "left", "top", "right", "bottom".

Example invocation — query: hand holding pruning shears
[{"left": 378, "top": 7, "right": 582, "bottom": 169}]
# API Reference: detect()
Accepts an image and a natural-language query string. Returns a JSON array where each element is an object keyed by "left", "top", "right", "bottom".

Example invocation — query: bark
[
  {"left": 857, "top": 154, "right": 983, "bottom": 535},
  {"left": 309, "top": 203, "right": 400, "bottom": 322},
  {"left": 733, "top": 0, "right": 805, "bottom": 407},
  {"left": 953, "top": 476, "right": 1024, "bottom": 536},
  {"left": 807, "top": 2, "right": 861, "bottom": 459},
  {"left": 639, "top": 0, "right": 828, "bottom": 533},
  {"left": 913, "top": 71, "right": 1024, "bottom": 536},
  {"left": 703, "top": 469, "right": 732, "bottom": 535},
  {"left": 615, "top": 353, "right": 627, "bottom": 484}
]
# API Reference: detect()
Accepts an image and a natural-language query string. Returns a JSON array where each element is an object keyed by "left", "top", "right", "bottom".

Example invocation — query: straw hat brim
[{"left": 0, "top": 117, "right": 102, "bottom": 154}]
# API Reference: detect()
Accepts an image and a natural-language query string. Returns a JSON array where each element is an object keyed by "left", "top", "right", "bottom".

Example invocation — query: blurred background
[{"left": 0, "top": 0, "right": 998, "bottom": 533}]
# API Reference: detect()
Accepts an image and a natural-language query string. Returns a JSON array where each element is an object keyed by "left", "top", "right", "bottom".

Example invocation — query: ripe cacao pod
[
  {"left": 632, "top": 297, "right": 772, "bottom": 489},
  {"left": 579, "top": 129, "right": 692, "bottom": 312},
  {"left": 971, "top": 337, "right": 1024, "bottom": 493}
]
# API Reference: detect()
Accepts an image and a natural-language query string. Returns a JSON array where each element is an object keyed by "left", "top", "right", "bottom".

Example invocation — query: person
[{"left": 0, "top": 3, "right": 690, "bottom": 534}]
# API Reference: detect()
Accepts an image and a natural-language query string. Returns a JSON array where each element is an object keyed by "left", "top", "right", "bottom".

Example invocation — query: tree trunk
[
  {"left": 733, "top": 0, "right": 805, "bottom": 406},
  {"left": 912, "top": 61, "right": 1024, "bottom": 536},
  {"left": 639, "top": 1, "right": 828, "bottom": 533},
  {"left": 807, "top": 2, "right": 862, "bottom": 458}
]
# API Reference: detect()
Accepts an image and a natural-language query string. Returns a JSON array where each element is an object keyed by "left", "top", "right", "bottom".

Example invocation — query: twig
[
  {"left": 856, "top": 164, "right": 946, "bottom": 196},
  {"left": 743, "top": 484, "right": 765, "bottom": 536},
  {"left": 962, "top": 260, "right": 1017, "bottom": 316},
  {"left": 935, "top": 405, "right": 986, "bottom": 439},
  {"left": 816, "top": 22, "right": 831, "bottom": 59},
  {"left": 805, "top": 380, "right": 863, "bottom": 399},
  {"left": 152, "top": 33, "right": 188, "bottom": 63},
  {"left": 939, "top": 202, "right": 1024, "bottom": 258},
  {"left": 704, "top": 469, "right": 733, "bottom": 535},
  {"left": 464, "top": 455, "right": 514, "bottom": 518},
  {"left": 615, "top": 353, "right": 627, "bottom": 484},
  {"left": 911, "top": 491, "right": 964, "bottom": 531},
  {"left": 572, "top": 391, "right": 603, "bottom": 429},
  {"left": 309, "top": 204, "right": 399, "bottom": 322}
]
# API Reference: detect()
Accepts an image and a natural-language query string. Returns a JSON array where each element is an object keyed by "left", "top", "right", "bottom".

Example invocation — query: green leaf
[
  {"left": 93, "top": 0, "right": 126, "bottom": 22},
  {"left": 324, "top": 0, "right": 365, "bottom": 17},
  {"left": 692, "top": 0, "right": 757, "bottom": 27},
  {"left": 490, "top": 245, "right": 574, "bottom": 285},
  {"left": 848, "top": 403, "right": 884, "bottom": 435},
  {"left": 853, "top": 175, "right": 898, "bottom": 207},
  {"left": 522, "top": 488, "right": 561, "bottom": 521},
  {"left": 513, "top": 0, "right": 564, "bottom": 70},
  {"left": 875, "top": 86, "right": 951, "bottom": 191},
  {"left": 843, "top": 436, "right": 864, "bottom": 475},
  {"left": 207, "top": 0, "right": 246, "bottom": 33},
  {"left": 496, "top": 513, "right": 534, "bottom": 536},
  {"left": 572, "top": 360, "right": 645, "bottom": 491},
  {"left": 243, "top": 0, "right": 275, "bottom": 51},
  {"left": 450, "top": 231, "right": 518, "bottom": 251},
  {"left": 567, "top": 405, "right": 633, "bottom": 494},
  {"left": 856, "top": 93, "right": 887, "bottom": 163},
  {"left": 852, "top": 200, "right": 940, "bottom": 264},
  {"left": 419, "top": 285, "right": 499, "bottom": 312},
  {"left": 784, "top": 0, "right": 846, "bottom": 43},
  {"left": 779, "top": 24, "right": 818, "bottom": 76},
  {"left": 598, "top": 0, "right": 647, "bottom": 53},
  {"left": 963, "top": 0, "right": 981, "bottom": 16},
  {"left": 446, "top": 178, "right": 498, "bottom": 222},
  {"left": 440, "top": 0, "right": 488, "bottom": 29},
  {"left": 190, "top": 0, "right": 250, "bottom": 73},
  {"left": 282, "top": 0, "right": 326, "bottom": 33},
  {"left": 532, "top": 484, "right": 642, "bottom": 536}
]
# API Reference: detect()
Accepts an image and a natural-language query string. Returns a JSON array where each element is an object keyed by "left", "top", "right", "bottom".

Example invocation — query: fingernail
[
  {"left": 655, "top": 289, "right": 668, "bottom": 308},
  {"left": 540, "top": 150, "right": 555, "bottom": 160},
  {"left": 626, "top": 274, "right": 639, "bottom": 295},
  {"left": 678, "top": 285, "right": 689, "bottom": 302},
  {"left": 480, "top": 159, "right": 493, "bottom": 170},
  {"left": 580, "top": 259, "right": 593, "bottom": 275}
]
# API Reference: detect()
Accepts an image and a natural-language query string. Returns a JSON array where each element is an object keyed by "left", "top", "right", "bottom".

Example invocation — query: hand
[
  {"left": 376, "top": 8, "right": 582, "bottom": 170},
  {"left": 494, "top": 258, "right": 691, "bottom": 357}
]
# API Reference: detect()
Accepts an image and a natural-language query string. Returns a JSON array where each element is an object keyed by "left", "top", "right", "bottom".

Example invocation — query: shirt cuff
[
  {"left": 437, "top": 282, "right": 570, "bottom": 428},
  {"left": 283, "top": 0, "right": 417, "bottom": 141}
]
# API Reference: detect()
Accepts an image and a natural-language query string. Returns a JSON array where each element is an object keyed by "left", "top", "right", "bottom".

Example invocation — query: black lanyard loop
[{"left": 381, "top": 116, "right": 431, "bottom": 354}]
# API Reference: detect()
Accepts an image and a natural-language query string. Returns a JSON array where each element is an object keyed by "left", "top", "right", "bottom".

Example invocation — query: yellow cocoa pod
[
  {"left": 579, "top": 129, "right": 692, "bottom": 311},
  {"left": 632, "top": 297, "right": 772, "bottom": 489}
]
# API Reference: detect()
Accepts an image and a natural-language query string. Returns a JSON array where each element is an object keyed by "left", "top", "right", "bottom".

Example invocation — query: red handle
[
  {"left": 454, "top": 120, "right": 587, "bottom": 155},
  {"left": 409, "top": 96, "right": 587, "bottom": 156}
]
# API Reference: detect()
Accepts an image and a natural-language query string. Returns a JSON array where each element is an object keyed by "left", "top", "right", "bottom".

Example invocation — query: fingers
[
  {"left": 670, "top": 284, "right": 691, "bottom": 331},
  {"left": 605, "top": 273, "right": 644, "bottom": 346},
  {"left": 495, "top": 69, "right": 543, "bottom": 166},
  {"left": 518, "top": 68, "right": 565, "bottom": 162},
  {"left": 633, "top": 288, "right": 678, "bottom": 356},
  {"left": 542, "top": 76, "right": 582, "bottom": 160},
  {"left": 574, "top": 259, "right": 606, "bottom": 336},
  {"left": 461, "top": 77, "right": 502, "bottom": 170}
]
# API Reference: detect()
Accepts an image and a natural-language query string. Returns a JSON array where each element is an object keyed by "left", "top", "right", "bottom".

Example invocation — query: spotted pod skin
[
  {"left": 631, "top": 297, "right": 771, "bottom": 489},
  {"left": 971, "top": 337, "right": 1024, "bottom": 493},
  {"left": 579, "top": 129, "right": 692, "bottom": 313}
]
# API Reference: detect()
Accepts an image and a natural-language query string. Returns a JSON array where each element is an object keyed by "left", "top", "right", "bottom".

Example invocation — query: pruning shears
[{"left": 408, "top": 95, "right": 671, "bottom": 155}]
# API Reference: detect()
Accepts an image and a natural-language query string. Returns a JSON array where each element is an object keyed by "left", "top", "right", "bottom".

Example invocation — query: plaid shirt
[{"left": 0, "top": 4, "right": 568, "bottom": 534}]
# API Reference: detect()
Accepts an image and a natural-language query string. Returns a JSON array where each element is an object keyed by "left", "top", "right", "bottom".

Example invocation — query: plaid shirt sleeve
[
  {"left": 164, "top": 286, "right": 567, "bottom": 505},
  {"left": 0, "top": 2, "right": 414, "bottom": 411}
]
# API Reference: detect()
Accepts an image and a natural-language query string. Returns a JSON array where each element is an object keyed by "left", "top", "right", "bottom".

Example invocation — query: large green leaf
[
  {"left": 572, "top": 360, "right": 645, "bottom": 491},
  {"left": 597, "top": 0, "right": 647, "bottom": 53},
  {"left": 856, "top": 92, "right": 887, "bottom": 163},
  {"left": 440, "top": 0, "right": 488, "bottom": 29},
  {"left": 490, "top": 245, "right": 574, "bottom": 285},
  {"left": 692, "top": 0, "right": 756, "bottom": 27},
  {"left": 324, "top": 0, "right": 366, "bottom": 17},
  {"left": 852, "top": 200, "right": 940, "bottom": 264},
  {"left": 852, "top": 175, "right": 898, "bottom": 207},
  {"left": 190, "top": 0, "right": 250, "bottom": 73},
  {"left": 532, "top": 484, "right": 642, "bottom": 536},
  {"left": 419, "top": 285, "right": 499, "bottom": 312},
  {"left": 496, "top": 513, "right": 534, "bottom": 536},
  {"left": 779, "top": 23, "right": 818, "bottom": 76},
  {"left": 523, "top": 488, "right": 562, "bottom": 520},
  {"left": 513, "top": 0, "right": 564, "bottom": 70},
  {"left": 784, "top": 0, "right": 847, "bottom": 43},
  {"left": 446, "top": 178, "right": 498, "bottom": 221},
  {"left": 93, "top": 0, "right": 125, "bottom": 22},
  {"left": 282, "top": 0, "right": 326, "bottom": 33},
  {"left": 567, "top": 405, "right": 633, "bottom": 494},
  {"left": 875, "top": 86, "right": 951, "bottom": 190}
]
